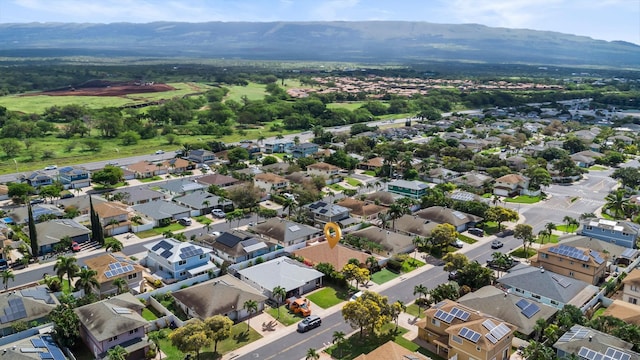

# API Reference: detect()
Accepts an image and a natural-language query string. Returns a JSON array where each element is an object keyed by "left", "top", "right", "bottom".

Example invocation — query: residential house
[
  {"left": 493, "top": 174, "right": 531, "bottom": 197},
  {"left": 126, "top": 160, "right": 169, "bottom": 178},
  {"left": 386, "top": 180, "right": 429, "bottom": 200},
  {"left": 75, "top": 293, "right": 149, "bottom": 360},
  {"left": 34, "top": 219, "right": 90, "bottom": 254},
  {"left": 449, "top": 190, "right": 488, "bottom": 204},
  {"left": 83, "top": 253, "right": 144, "bottom": 297},
  {"left": 393, "top": 214, "right": 438, "bottom": 238},
  {"left": 349, "top": 226, "right": 416, "bottom": 255},
  {"left": 530, "top": 244, "right": 607, "bottom": 285},
  {"left": 144, "top": 238, "right": 215, "bottom": 282},
  {"left": 621, "top": 269, "right": 640, "bottom": 305},
  {"left": 195, "top": 173, "right": 239, "bottom": 188},
  {"left": 416, "top": 299, "right": 517, "bottom": 360},
  {"left": 505, "top": 156, "right": 528, "bottom": 171},
  {"left": 451, "top": 172, "right": 493, "bottom": 191},
  {"left": 357, "top": 157, "right": 384, "bottom": 171},
  {"left": 460, "top": 138, "right": 488, "bottom": 152},
  {"left": 238, "top": 257, "right": 323, "bottom": 299},
  {"left": 0, "top": 286, "right": 58, "bottom": 336},
  {"left": 210, "top": 230, "right": 276, "bottom": 263},
  {"left": 57, "top": 166, "right": 91, "bottom": 189},
  {"left": 264, "top": 139, "right": 294, "bottom": 154},
  {"left": 570, "top": 150, "right": 603, "bottom": 168},
  {"left": 110, "top": 187, "right": 165, "bottom": 205},
  {"left": 249, "top": 218, "right": 322, "bottom": 246},
  {"left": 94, "top": 201, "right": 130, "bottom": 236},
  {"left": 291, "top": 143, "right": 319, "bottom": 158},
  {"left": 306, "top": 162, "right": 341, "bottom": 179},
  {"left": 172, "top": 275, "right": 268, "bottom": 322},
  {"left": 173, "top": 190, "right": 232, "bottom": 216},
  {"left": 353, "top": 341, "right": 429, "bottom": 360},
  {"left": 10, "top": 204, "right": 64, "bottom": 224},
  {"left": 603, "top": 300, "right": 640, "bottom": 326},
  {"left": 415, "top": 206, "right": 483, "bottom": 232},
  {"left": 336, "top": 198, "right": 386, "bottom": 222},
  {"left": 254, "top": 172, "right": 289, "bottom": 193},
  {"left": 457, "top": 286, "right": 558, "bottom": 337},
  {"left": 157, "top": 178, "right": 206, "bottom": 197},
  {"left": 580, "top": 218, "right": 640, "bottom": 249},
  {"left": 365, "top": 191, "right": 404, "bottom": 207},
  {"left": 553, "top": 325, "right": 639, "bottom": 360},
  {"left": 0, "top": 185, "right": 8, "bottom": 201},
  {"left": 496, "top": 264, "right": 599, "bottom": 309},
  {"left": 187, "top": 149, "right": 216, "bottom": 164},
  {"left": 164, "top": 158, "right": 191, "bottom": 174},
  {"left": 423, "top": 168, "right": 460, "bottom": 184},
  {"left": 609, "top": 135, "right": 634, "bottom": 146},
  {"left": 293, "top": 242, "right": 375, "bottom": 270},
  {"left": 22, "top": 171, "right": 53, "bottom": 187},
  {"left": 132, "top": 200, "right": 191, "bottom": 227},
  {"left": 559, "top": 234, "right": 638, "bottom": 266},
  {"left": 261, "top": 162, "right": 292, "bottom": 175},
  {"left": 305, "top": 200, "right": 351, "bottom": 225},
  {"left": 0, "top": 334, "right": 67, "bottom": 360}
]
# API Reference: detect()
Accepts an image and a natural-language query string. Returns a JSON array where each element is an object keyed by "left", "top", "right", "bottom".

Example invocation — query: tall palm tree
[
  {"left": 383, "top": 150, "right": 399, "bottom": 178},
  {"left": 74, "top": 268, "right": 99, "bottom": 295},
  {"left": 107, "top": 345, "right": 128, "bottom": 360},
  {"left": 105, "top": 237, "right": 123, "bottom": 252},
  {"left": 112, "top": 277, "right": 128, "bottom": 295},
  {"left": 54, "top": 256, "right": 79, "bottom": 290},
  {"left": 387, "top": 203, "right": 406, "bottom": 230},
  {"left": 544, "top": 222, "right": 556, "bottom": 238},
  {"left": 562, "top": 216, "right": 574, "bottom": 233},
  {"left": 272, "top": 286, "right": 287, "bottom": 319},
  {"left": 1, "top": 270, "right": 14, "bottom": 291},
  {"left": 332, "top": 331, "right": 346, "bottom": 358},
  {"left": 413, "top": 284, "right": 428, "bottom": 314},
  {"left": 537, "top": 229, "right": 550, "bottom": 245},
  {"left": 243, "top": 299, "right": 258, "bottom": 331},
  {"left": 604, "top": 189, "right": 629, "bottom": 219},
  {"left": 282, "top": 198, "right": 297, "bottom": 218},
  {"left": 569, "top": 217, "right": 580, "bottom": 233},
  {"left": 305, "top": 348, "right": 320, "bottom": 360}
]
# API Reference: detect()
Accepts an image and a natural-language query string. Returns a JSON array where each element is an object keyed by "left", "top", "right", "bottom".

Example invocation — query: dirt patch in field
[{"left": 24, "top": 80, "right": 175, "bottom": 97}]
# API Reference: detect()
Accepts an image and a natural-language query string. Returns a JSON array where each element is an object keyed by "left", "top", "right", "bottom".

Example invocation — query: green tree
[
  {"left": 104, "top": 237, "right": 123, "bottom": 252},
  {"left": 28, "top": 203, "right": 38, "bottom": 257},
  {"left": 7, "top": 183, "right": 34, "bottom": 203},
  {"left": 526, "top": 166, "right": 552, "bottom": 191},
  {"left": 243, "top": 299, "right": 258, "bottom": 330},
  {"left": 107, "top": 345, "right": 128, "bottom": 360},
  {"left": 169, "top": 319, "right": 212, "bottom": 360},
  {"left": 387, "top": 203, "right": 407, "bottom": 230},
  {"left": 603, "top": 189, "right": 629, "bottom": 219},
  {"left": 54, "top": 256, "right": 78, "bottom": 289},
  {"left": 74, "top": 267, "right": 99, "bottom": 295},
  {"left": 342, "top": 291, "right": 390, "bottom": 338},
  {"left": 120, "top": 130, "right": 141, "bottom": 145},
  {"left": 429, "top": 282, "right": 461, "bottom": 303},
  {"left": 390, "top": 300, "right": 406, "bottom": 330},
  {"left": 611, "top": 167, "right": 640, "bottom": 189},
  {"left": 443, "top": 253, "right": 469, "bottom": 272},
  {"left": 457, "top": 261, "right": 495, "bottom": 290},
  {"left": 0, "top": 138, "right": 22, "bottom": 158},
  {"left": 430, "top": 223, "right": 458, "bottom": 250},
  {"left": 205, "top": 315, "right": 233, "bottom": 353},
  {"left": 332, "top": 331, "right": 346, "bottom": 358},
  {"left": 523, "top": 341, "right": 555, "bottom": 360},
  {"left": 485, "top": 206, "right": 519, "bottom": 231},
  {"left": 90, "top": 196, "right": 105, "bottom": 245},
  {"left": 272, "top": 285, "right": 287, "bottom": 319},
  {"left": 51, "top": 303, "right": 80, "bottom": 348},
  {"left": 227, "top": 147, "right": 250, "bottom": 165},
  {"left": 514, "top": 223, "right": 534, "bottom": 256},
  {"left": 92, "top": 165, "right": 124, "bottom": 186},
  {"left": 112, "top": 277, "right": 128, "bottom": 295},
  {"left": 0, "top": 270, "right": 14, "bottom": 291},
  {"left": 305, "top": 348, "right": 320, "bottom": 360},
  {"left": 148, "top": 331, "right": 166, "bottom": 360}
]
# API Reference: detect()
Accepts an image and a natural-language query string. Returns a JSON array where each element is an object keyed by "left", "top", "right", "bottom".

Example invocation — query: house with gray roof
[
  {"left": 210, "top": 230, "right": 276, "bottom": 263},
  {"left": 173, "top": 190, "right": 233, "bottom": 216},
  {"left": 350, "top": 226, "right": 416, "bottom": 255},
  {"left": 75, "top": 293, "right": 149, "bottom": 360},
  {"left": 0, "top": 286, "right": 58, "bottom": 336},
  {"left": 110, "top": 187, "right": 165, "bottom": 205},
  {"left": 559, "top": 235, "right": 638, "bottom": 266},
  {"left": 34, "top": 219, "right": 90, "bottom": 254},
  {"left": 172, "top": 275, "right": 268, "bottom": 322},
  {"left": 580, "top": 218, "right": 640, "bottom": 249},
  {"left": 144, "top": 238, "right": 216, "bottom": 282},
  {"left": 457, "top": 286, "right": 557, "bottom": 337},
  {"left": 57, "top": 166, "right": 91, "bottom": 189},
  {"left": 10, "top": 204, "right": 64, "bottom": 224},
  {"left": 451, "top": 172, "right": 493, "bottom": 190},
  {"left": 304, "top": 200, "right": 351, "bottom": 225},
  {"left": 422, "top": 168, "right": 460, "bottom": 184},
  {"left": 393, "top": 214, "right": 438, "bottom": 238},
  {"left": 21, "top": 171, "right": 53, "bottom": 188},
  {"left": 157, "top": 178, "right": 206, "bottom": 197},
  {"left": 249, "top": 218, "right": 322, "bottom": 246},
  {"left": 187, "top": 149, "right": 216, "bottom": 164},
  {"left": 415, "top": 206, "right": 483, "bottom": 232},
  {"left": 553, "top": 325, "right": 639, "bottom": 360},
  {"left": 132, "top": 200, "right": 191, "bottom": 227},
  {"left": 0, "top": 334, "right": 67, "bottom": 360},
  {"left": 496, "top": 264, "right": 599, "bottom": 309},
  {"left": 195, "top": 173, "right": 239, "bottom": 188},
  {"left": 238, "top": 258, "right": 323, "bottom": 299},
  {"left": 386, "top": 179, "right": 430, "bottom": 199}
]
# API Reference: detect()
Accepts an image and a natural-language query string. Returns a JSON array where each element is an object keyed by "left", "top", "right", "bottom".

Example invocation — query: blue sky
[{"left": 1, "top": 0, "right": 638, "bottom": 44}]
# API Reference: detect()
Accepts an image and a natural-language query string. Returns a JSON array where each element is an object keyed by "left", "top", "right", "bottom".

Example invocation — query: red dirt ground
[{"left": 25, "top": 81, "right": 175, "bottom": 97}]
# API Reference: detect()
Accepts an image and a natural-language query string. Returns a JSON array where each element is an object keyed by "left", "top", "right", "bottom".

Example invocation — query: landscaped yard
[
  {"left": 371, "top": 269, "right": 399, "bottom": 285},
  {"left": 405, "top": 303, "right": 426, "bottom": 319},
  {"left": 139, "top": 175, "right": 163, "bottom": 183},
  {"left": 141, "top": 308, "right": 158, "bottom": 321},
  {"left": 345, "top": 177, "right": 362, "bottom": 187},
  {"left": 589, "top": 165, "right": 608, "bottom": 171},
  {"left": 328, "top": 183, "right": 347, "bottom": 191},
  {"left": 306, "top": 286, "right": 350, "bottom": 309},
  {"left": 503, "top": 195, "right": 541, "bottom": 204},
  {"left": 401, "top": 258, "right": 425, "bottom": 272},
  {"left": 533, "top": 234, "right": 559, "bottom": 244},
  {"left": 194, "top": 215, "right": 212, "bottom": 225},
  {"left": 482, "top": 221, "right": 500, "bottom": 235},
  {"left": 556, "top": 224, "right": 578, "bottom": 233},
  {"left": 136, "top": 223, "right": 186, "bottom": 238},
  {"left": 265, "top": 305, "right": 304, "bottom": 326},
  {"left": 510, "top": 247, "right": 537, "bottom": 259},
  {"left": 457, "top": 234, "right": 477, "bottom": 244},
  {"left": 362, "top": 170, "right": 377, "bottom": 177}
]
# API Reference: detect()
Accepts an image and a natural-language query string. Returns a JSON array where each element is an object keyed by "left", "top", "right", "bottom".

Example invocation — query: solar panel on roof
[
  {"left": 485, "top": 333, "right": 498, "bottom": 344},
  {"left": 450, "top": 307, "right": 470, "bottom": 321},
  {"left": 491, "top": 323, "right": 511, "bottom": 340},
  {"left": 39, "top": 353, "right": 54, "bottom": 359},
  {"left": 31, "top": 339, "right": 47, "bottom": 348},
  {"left": 434, "top": 309, "right": 454, "bottom": 323},
  {"left": 579, "top": 347, "right": 590, "bottom": 359},
  {"left": 482, "top": 319, "right": 497, "bottom": 331},
  {"left": 161, "top": 250, "right": 172, "bottom": 258},
  {"left": 459, "top": 327, "right": 481, "bottom": 343},
  {"left": 521, "top": 303, "right": 540, "bottom": 318},
  {"left": 515, "top": 299, "right": 529, "bottom": 310}
]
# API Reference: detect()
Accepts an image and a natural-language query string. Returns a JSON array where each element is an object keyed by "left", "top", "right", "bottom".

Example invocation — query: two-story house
[
  {"left": 57, "top": 166, "right": 91, "bottom": 189},
  {"left": 94, "top": 201, "right": 131, "bottom": 236},
  {"left": 621, "top": 269, "right": 640, "bottom": 305},
  {"left": 83, "top": 253, "right": 144, "bottom": 297},
  {"left": 187, "top": 149, "right": 217, "bottom": 164},
  {"left": 144, "top": 238, "right": 216, "bottom": 282},
  {"left": 210, "top": 230, "right": 276, "bottom": 263},
  {"left": 580, "top": 218, "right": 640, "bottom": 249},
  {"left": 417, "top": 299, "right": 517, "bottom": 360},
  {"left": 530, "top": 244, "right": 607, "bottom": 286},
  {"left": 553, "top": 325, "right": 639, "bottom": 360},
  {"left": 22, "top": 171, "right": 53, "bottom": 187},
  {"left": 387, "top": 179, "right": 429, "bottom": 200},
  {"left": 264, "top": 139, "right": 294, "bottom": 154},
  {"left": 249, "top": 218, "right": 322, "bottom": 246},
  {"left": 357, "top": 157, "right": 384, "bottom": 172},
  {"left": 306, "top": 162, "right": 341, "bottom": 180},
  {"left": 254, "top": 173, "right": 289, "bottom": 193},
  {"left": 305, "top": 200, "right": 351, "bottom": 225},
  {"left": 75, "top": 293, "right": 149, "bottom": 360},
  {"left": 493, "top": 174, "right": 531, "bottom": 197},
  {"left": 291, "top": 143, "right": 319, "bottom": 158},
  {"left": 0, "top": 286, "right": 58, "bottom": 336}
]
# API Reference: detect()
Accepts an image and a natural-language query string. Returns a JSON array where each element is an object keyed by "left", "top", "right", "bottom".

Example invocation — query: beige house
[
  {"left": 337, "top": 198, "right": 387, "bottom": 221},
  {"left": 530, "top": 244, "right": 607, "bottom": 286},
  {"left": 622, "top": 269, "right": 640, "bottom": 305},
  {"left": 83, "top": 253, "right": 144, "bottom": 297},
  {"left": 417, "top": 299, "right": 516, "bottom": 360},
  {"left": 94, "top": 201, "right": 131, "bottom": 236},
  {"left": 254, "top": 173, "right": 289, "bottom": 193},
  {"left": 493, "top": 174, "right": 530, "bottom": 197},
  {"left": 306, "top": 162, "right": 341, "bottom": 177},
  {"left": 353, "top": 341, "right": 429, "bottom": 360}
]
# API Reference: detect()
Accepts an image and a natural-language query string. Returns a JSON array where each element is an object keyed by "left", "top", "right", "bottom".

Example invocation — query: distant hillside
[{"left": 1, "top": 21, "right": 639, "bottom": 67}]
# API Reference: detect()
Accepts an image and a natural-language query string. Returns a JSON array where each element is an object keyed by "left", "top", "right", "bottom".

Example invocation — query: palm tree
[
  {"left": 112, "top": 277, "right": 128, "bottom": 295},
  {"left": 104, "top": 237, "right": 123, "bottom": 252},
  {"left": 413, "top": 284, "right": 428, "bottom": 314},
  {"left": 391, "top": 300, "right": 406, "bottom": 330},
  {"left": 201, "top": 200, "right": 211, "bottom": 214},
  {"left": 387, "top": 203, "right": 406, "bottom": 230},
  {"left": 243, "top": 299, "right": 258, "bottom": 331},
  {"left": 2, "top": 245, "right": 12, "bottom": 265},
  {"left": 383, "top": 150, "right": 399, "bottom": 178},
  {"left": 604, "top": 189, "right": 629, "bottom": 219},
  {"left": 537, "top": 229, "right": 550, "bottom": 245},
  {"left": 74, "top": 268, "right": 99, "bottom": 295},
  {"left": 365, "top": 256, "right": 378, "bottom": 272},
  {"left": 569, "top": 217, "right": 580, "bottom": 233},
  {"left": 282, "top": 198, "right": 297, "bottom": 218},
  {"left": 272, "top": 286, "right": 287, "bottom": 319},
  {"left": 1, "top": 270, "right": 14, "bottom": 291},
  {"left": 562, "top": 216, "right": 573, "bottom": 233},
  {"left": 544, "top": 222, "right": 556, "bottom": 239},
  {"left": 54, "top": 256, "right": 79, "bottom": 289},
  {"left": 305, "top": 348, "right": 320, "bottom": 360},
  {"left": 107, "top": 345, "right": 128, "bottom": 360},
  {"left": 332, "top": 331, "right": 346, "bottom": 358}
]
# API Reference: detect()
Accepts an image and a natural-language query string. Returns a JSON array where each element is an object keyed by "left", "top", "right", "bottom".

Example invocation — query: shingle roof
[
  {"left": 195, "top": 173, "right": 239, "bottom": 186},
  {"left": 393, "top": 214, "right": 438, "bottom": 237},
  {"left": 495, "top": 174, "right": 527, "bottom": 184},
  {"left": 602, "top": 300, "right": 640, "bottom": 326},
  {"left": 83, "top": 253, "right": 144, "bottom": 284},
  {"left": 307, "top": 162, "right": 340, "bottom": 171},
  {"left": 350, "top": 226, "right": 415, "bottom": 254},
  {"left": 388, "top": 179, "right": 428, "bottom": 191},
  {"left": 293, "top": 242, "right": 373, "bottom": 270},
  {"left": 74, "top": 293, "right": 147, "bottom": 342},
  {"left": 158, "top": 179, "right": 206, "bottom": 193},
  {"left": 553, "top": 324, "right": 637, "bottom": 358},
  {"left": 255, "top": 172, "right": 288, "bottom": 184},
  {"left": 336, "top": 198, "right": 386, "bottom": 217},
  {"left": 173, "top": 190, "right": 230, "bottom": 209},
  {"left": 415, "top": 206, "right": 483, "bottom": 226},
  {"left": 249, "top": 218, "right": 321, "bottom": 243},
  {"left": 94, "top": 201, "right": 129, "bottom": 219},
  {"left": 35, "top": 219, "right": 90, "bottom": 246},
  {"left": 238, "top": 258, "right": 323, "bottom": 293},
  {"left": 132, "top": 200, "right": 191, "bottom": 220},
  {"left": 111, "top": 187, "right": 165, "bottom": 204}
]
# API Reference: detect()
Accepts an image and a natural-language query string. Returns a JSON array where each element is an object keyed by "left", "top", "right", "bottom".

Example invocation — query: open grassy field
[
  {"left": 327, "top": 102, "right": 367, "bottom": 111},
  {"left": 225, "top": 82, "right": 267, "bottom": 102}
]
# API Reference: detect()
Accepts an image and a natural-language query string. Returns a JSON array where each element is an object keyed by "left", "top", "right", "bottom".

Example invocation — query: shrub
[{"left": 386, "top": 259, "right": 403, "bottom": 273}]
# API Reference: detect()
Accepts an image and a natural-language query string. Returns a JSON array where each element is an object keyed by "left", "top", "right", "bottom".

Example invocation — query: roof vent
[
  {"left": 540, "top": 268, "right": 545, "bottom": 273},
  {"left": 589, "top": 335, "right": 593, "bottom": 342}
]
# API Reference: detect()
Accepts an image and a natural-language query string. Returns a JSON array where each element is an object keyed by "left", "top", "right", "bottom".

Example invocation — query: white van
[{"left": 178, "top": 218, "right": 192, "bottom": 226}]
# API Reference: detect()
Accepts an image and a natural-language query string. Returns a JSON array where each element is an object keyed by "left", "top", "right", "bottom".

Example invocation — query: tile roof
[
  {"left": 353, "top": 341, "right": 429, "bottom": 360},
  {"left": 94, "top": 201, "right": 129, "bottom": 219},
  {"left": 307, "top": 162, "right": 341, "bottom": 171},
  {"left": 249, "top": 218, "right": 321, "bottom": 243},
  {"left": 293, "top": 242, "right": 373, "bottom": 270},
  {"left": 602, "top": 300, "right": 640, "bottom": 326},
  {"left": 254, "top": 172, "right": 289, "bottom": 184},
  {"left": 83, "top": 253, "right": 144, "bottom": 284}
]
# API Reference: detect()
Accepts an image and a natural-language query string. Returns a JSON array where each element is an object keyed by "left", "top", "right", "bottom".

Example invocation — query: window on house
[
  {"left": 569, "top": 271, "right": 575, "bottom": 277},
  {"left": 532, "top": 294, "right": 541, "bottom": 299},
  {"left": 582, "top": 264, "right": 589, "bottom": 269},
  {"left": 128, "top": 273, "right": 137, "bottom": 280},
  {"left": 550, "top": 300, "right": 559, "bottom": 305},
  {"left": 109, "top": 336, "right": 118, "bottom": 342},
  {"left": 431, "top": 318, "right": 440, "bottom": 327},
  {"left": 570, "top": 261, "right": 574, "bottom": 265},
  {"left": 631, "top": 298, "right": 638, "bottom": 305},
  {"left": 129, "top": 329, "right": 139, "bottom": 334},
  {"left": 180, "top": 271, "right": 186, "bottom": 276},
  {"left": 452, "top": 335, "right": 463, "bottom": 345},
  {"left": 586, "top": 226, "right": 592, "bottom": 230},
  {"left": 200, "top": 254, "right": 206, "bottom": 259},
  {"left": 623, "top": 232, "right": 629, "bottom": 236},
  {"left": 631, "top": 285, "right": 638, "bottom": 292},
  {"left": 178, "top": 260, "right": 186, "bottom": 266},
  {"left": 541, "top": 253, "right": 548, "bottom": 259}
]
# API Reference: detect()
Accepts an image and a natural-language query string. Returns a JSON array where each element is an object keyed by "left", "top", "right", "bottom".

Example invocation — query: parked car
[
  {"left": 297, "top": 315, "right": 321, "bottom": 333},
  {"left": 71, "top": 242, "right": 81, "bottom": 252},
  {"left": 452, "top": 239, "right": 465, "bottom": 248},
  {"left": 0, "top": 259, "right": 7, "bottom": 271},
  {"left": 349, "top": 291, "right": 363, "bottom": 302},
  {"left": 178, "top": 218, "right": 192, "bottom": 226},
  {"left": 29, "top": 198, "right": 45, "bottom": 205},
  {"left": 43, "top": 165, "right": 57, "bottom": 170},
  {"left": 60, "top": 191, "right": 74, "bottom": 199},
  {"left": 491, "top": 240, "right": 504, "bottom": 249},
  {"left": 155, "top": 150, "right": 165, "bottom": 154},
  {"left": 468, "top": 228, "right": 484, "bottom": 237},
  {"left": 211, "top": 209, "right": 226, "bottom": 218},
  {"left": 210, "top": 231, "right": 221, "bottom": 237},
  {"left": 496, "top": 229, "right": 514, "bottom": 238}
]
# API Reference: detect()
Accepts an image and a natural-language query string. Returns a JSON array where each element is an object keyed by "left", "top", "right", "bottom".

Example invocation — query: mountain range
[{"left": 1, "top": 21, "right": 638, "bottom": 67}]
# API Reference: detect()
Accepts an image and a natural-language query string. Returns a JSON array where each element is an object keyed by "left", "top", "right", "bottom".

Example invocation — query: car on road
[
  {"left": 297, "top": 315, "right": 321, "bottom": 333},
  {"left": 448, "top": 270, "right": 458, "bottom": 281},
  {"left": 0, "top": 259, "right": 7, "bottom": 271},
  {"left": 452, "top": 239, "right": 465, "bottom": 248},
  {"left": 29, "top": 198, "right": 45, "bottom": 205},
  {"left": 349, "top": 291, "right": 363, "bottom": 302},
  {"left": 107, "top": 161, "right": 119, "bottom": 166},
  {"left": 496, "top": 229, "right": 514, "bottom": 238},
  {"left": 491, "top": 240, "right": 504, "bottom": 249},
  {"left": 468, "top": 228, "right": 484, "bottom": 237},
  {"left": 71, "top": 242, "right": 81, "bottom": 252},
  {"left": 155, "top": 150, "right": 165, "bottom": 154},
  {"left": 211, "top": 209, "right": 226, "bottom": 218},
  {"left": 43, "top": 165, "right": 57, "bottom": 170}
]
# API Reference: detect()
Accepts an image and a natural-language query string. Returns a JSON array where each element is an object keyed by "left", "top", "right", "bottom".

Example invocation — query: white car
[
  {"left": 211, "top": 209, "right": 226, "bottom": 218},
  {"left": 44, "top": 165, "right": 57, "bottom": 170},
  {"left": 349, "top": 291, "right": 363, "bottom": 302},
  {"left": 155, "top": 150, "right": 164, "bottom": 154}
]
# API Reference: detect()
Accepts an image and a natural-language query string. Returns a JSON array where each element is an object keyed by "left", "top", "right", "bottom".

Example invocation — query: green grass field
[
  {"left": 556, "top": 224, "right": 578, "bottom": 233},
  {"left": 136, "top": 223, "right": 186, "bottom": 238},
  {"left": 306, "top": 286, "right": 350, "bottom": 308},
  {"left": 503, "top": 195, "right": 541, "bottom": 204},
  {"left": 225, "top": 83, "right": 267, "bottom": 102},
  {"left": 371, "top": 269, "right": 399, "bottom": 285},
  {"left": 327, "top": 102, "right": 367, "bottom": 111},
  {"left": 265, "top": 305, "right": 304, "bottom": 326},
  {"left": 404, "top": 303, "right": 426, "bottom": 319}
]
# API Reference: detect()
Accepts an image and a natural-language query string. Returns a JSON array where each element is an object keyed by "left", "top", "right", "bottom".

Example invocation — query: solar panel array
[
  {"left": 482, "top": 319, "right": 511, "bottom": 344},
  {"left": 559, "top": 327, "right": 590, "bottom": 342},
  {"left": 590, "top": 250, "right": 605, "bottom": 265},
  {"left": 548, "top": 244, "right": 589, "bottom": 262},
  {"left": 179, "top": 245, "right": 204, "bottom": 259},
  {"left": 521, "top": 303, "right": 541, "bottom": 318},
  {"left": 579, "top": 347, "right": 632, "bottom": 360},
  {"left": 450, "top": 307, "right": 471, "bottom": 321},
  {"left": 459, "top": 327, "right": 481, "bottom": 343},
  {"left": 0, "top": 298, "right": 27, "bottom": 323},
  {"left": 21, "top": 287, "right": 55, "bottom": 304},
  {"left": 29, "top": 336, "right": 65, "bottom": 360},
  {"left": 605, "top": 347, "right": 632, "bottom": 360},
  {"left": 434, "top": 309, "right": 454, "bottom": 323},
  {"left": 551, "top": 274, "right": 572, "bottom": 288},
  {"left": 105, "top": 262, "right": 135, "bottom": 278},
  {"left": 112, "top": 306, "right": 132, "bottom": 314},
  {"left": 515, "top": 298, "right": 529, "bottom": 310},
  {"left": 308, "top": 201, "right": 327, "bottom": 209}
]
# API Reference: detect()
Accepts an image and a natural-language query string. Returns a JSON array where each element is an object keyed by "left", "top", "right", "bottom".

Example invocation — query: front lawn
[
  {"left": 510, "top": 247, "right": 537, "bottom": 259},
  {"left": 556, "top": 224, "right": 578, "bottom": 233},
  {"left": 405, "top": 303, "right": 426, "bottom": 319},
  {"left": 401, "top": 258, "right": 425, "bottom": 272},
  {"left": 589, "top": 165, "right": 608, "bottom": 171},
  {"left": 136, "top": 223, "right": 186, "bottom": 238},
  {"left": 139, "top": 176, "right": 163, "bottom": 183},
  {"left": 345, "top": 177, "right": 362, "bottom": 187},
  {"left": 306, "top": 286, "right": 350, "bottom": 309},
  {"left": 503, "top": 195, "right": 541, "bottom": 204},
  {"left": 328, "top": 183, "right": 347, "bottom": 191},
  {"left": 194, "top": 215, "right": 212, "bottom": 225},
  {"left": 457, "top": 234, "right": 477, "bottom": 244},
  {"left": 371, "top": 269, "right": 399, "bottom": 285},
  {"left": 141, "top": 308, "right": 158, "bottom": 321},
  {"left": 533, "top": 234, "right": 559, "bottom": 244},
  {"left": 482, "top": 221, "right": 499, "bottom": 235},
  {"left": 265, "top": 305, "right": 304, "bottom": 326},
  {"left": 363, "top": 170, "right": 377, "bottom": 177}
]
